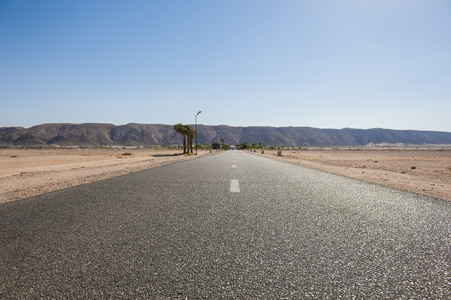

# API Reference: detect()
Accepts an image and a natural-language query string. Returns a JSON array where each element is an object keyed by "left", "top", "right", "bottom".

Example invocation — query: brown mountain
[{"left": 1, "top": 123, "right": 451, "bottom": 147}]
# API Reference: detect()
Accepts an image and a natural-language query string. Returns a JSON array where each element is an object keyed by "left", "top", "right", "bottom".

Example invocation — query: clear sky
[{"left": 1, "top": 0, "right": 450, "bottom": 131}]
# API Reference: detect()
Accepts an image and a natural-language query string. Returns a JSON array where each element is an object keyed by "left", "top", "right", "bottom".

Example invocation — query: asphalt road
[{"left": 1, "top": 150, "right": 450, "bottom": 299}]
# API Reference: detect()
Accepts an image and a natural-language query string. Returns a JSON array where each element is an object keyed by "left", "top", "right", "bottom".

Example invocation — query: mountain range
[{"left": 1, "top": 123, "right": 451, "bottom": 147}]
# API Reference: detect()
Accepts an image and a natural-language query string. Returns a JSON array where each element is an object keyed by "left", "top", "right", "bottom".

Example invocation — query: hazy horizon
[
  {"left": 1, "top": 1, "right": 450, "bottom": 131},
  {"left": 2, "top": 122, "right": 451, "bottom": 133}
]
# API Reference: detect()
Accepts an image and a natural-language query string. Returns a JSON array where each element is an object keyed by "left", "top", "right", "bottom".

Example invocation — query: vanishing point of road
[{"left": 1, "top": 151, "right": 450, "bottom": 298}]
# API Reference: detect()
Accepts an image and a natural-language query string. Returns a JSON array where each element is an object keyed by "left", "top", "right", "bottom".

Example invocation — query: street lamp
[{"left": 195, "top": 111, "right": 202, "bottom": 155}]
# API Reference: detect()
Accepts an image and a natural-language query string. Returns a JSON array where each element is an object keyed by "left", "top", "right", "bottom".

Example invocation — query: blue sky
[{"left": 1, "top": 0, "right": 450, "bottom": 131}]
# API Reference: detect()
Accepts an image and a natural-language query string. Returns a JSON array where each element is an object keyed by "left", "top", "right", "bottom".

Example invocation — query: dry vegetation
[{"left": 255, "top": 148, "right": 451, "bottom": 201}]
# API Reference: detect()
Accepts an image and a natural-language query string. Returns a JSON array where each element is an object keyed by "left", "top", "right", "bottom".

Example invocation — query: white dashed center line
[
  {"left": 230, "top": 179, "right": 240, "bottom": 193},
  {"left": 232, "top": 165, "right": 236, "bottom": 168}
]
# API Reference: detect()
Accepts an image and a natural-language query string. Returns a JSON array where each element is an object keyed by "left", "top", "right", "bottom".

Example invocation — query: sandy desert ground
[
  {"left": 1, "top": 148, "right": 450, "bottom": 204},
  {"left": 0, "top": 148, "right": 211, "bottom": 204},
  {"left": 254, "top": 149, "right": 451, "bottom": 201}
]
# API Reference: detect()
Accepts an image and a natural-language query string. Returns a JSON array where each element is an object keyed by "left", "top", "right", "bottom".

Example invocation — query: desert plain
[
  {"left": 256, "top": 148, "right": 451, "bottom": 201},
  {"left": 1, "top": 147, "right": 450, "bottom": 203},
  {"left": 0, "top": 148, "right": 210, "bottom": 204}
]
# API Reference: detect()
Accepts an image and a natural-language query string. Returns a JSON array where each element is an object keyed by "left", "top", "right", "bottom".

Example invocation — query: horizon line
[{"left": 1, "top": 122, "right": 451, "bottom": 133}]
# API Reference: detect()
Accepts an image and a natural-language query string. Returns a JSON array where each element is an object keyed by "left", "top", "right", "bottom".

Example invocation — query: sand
[
  {"left": 253, "top": 149, "right": 451, "bottom": 201},
  {"left": 0, "top": 148, "right": 212, "bottom": 204},
  {"left": 1, "top": 148, "right": 450, "bottom": 204}
]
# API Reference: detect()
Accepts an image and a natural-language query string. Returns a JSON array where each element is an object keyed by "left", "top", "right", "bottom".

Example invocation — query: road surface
[{"left": 1, "top": 150, "right": 450, "bottom": 298}]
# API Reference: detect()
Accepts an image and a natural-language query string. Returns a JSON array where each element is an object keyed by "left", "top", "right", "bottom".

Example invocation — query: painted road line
[
  {"left": 230, "top": 179, "right": 240, "bottom": 193},
  {"left": 232, "top": 165, "right": 236, "bottom": 168}
]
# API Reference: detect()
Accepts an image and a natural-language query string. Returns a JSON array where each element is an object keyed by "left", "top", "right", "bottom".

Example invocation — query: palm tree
[
  {"left": 185, "top": 125, "right": 196, "bottom": 154},
  {"left": 173, "top": 123, "right": 188, "bottom": 154}
]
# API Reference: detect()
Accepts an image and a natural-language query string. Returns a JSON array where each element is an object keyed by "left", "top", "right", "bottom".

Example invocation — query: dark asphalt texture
[{"left": 1, "top": 150, "right": 450, "bottom": 299}]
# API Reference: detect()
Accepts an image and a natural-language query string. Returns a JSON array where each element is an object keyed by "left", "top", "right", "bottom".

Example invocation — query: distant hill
[{"left": 1, "top": 123, "right": 451, "bottom": 147}]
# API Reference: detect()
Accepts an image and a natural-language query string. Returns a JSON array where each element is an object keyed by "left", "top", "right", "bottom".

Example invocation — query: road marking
[
  {"left": 232, "top": 165, "right": 236, "bottom": 168},
  {"left": 230, "top": 179, "right": 240, "bottom": 193}
]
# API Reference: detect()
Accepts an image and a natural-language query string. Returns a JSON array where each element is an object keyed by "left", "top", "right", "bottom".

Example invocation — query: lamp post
[{"left": 195, "top": 111, "right": 202, "bottom": 155}]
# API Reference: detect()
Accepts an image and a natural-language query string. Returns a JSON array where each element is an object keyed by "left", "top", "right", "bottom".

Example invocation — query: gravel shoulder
[
  {"left": 0, "top": 148, "right": 213, "bottom": 204},
  {"left": 253, "top": 149, "right": 451, "bottom": 201}
]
